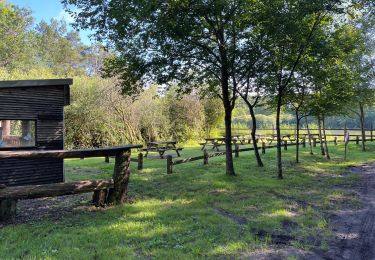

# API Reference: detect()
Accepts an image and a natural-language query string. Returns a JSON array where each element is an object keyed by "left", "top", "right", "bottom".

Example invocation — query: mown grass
[{"left": 0, "top": 142, "right": 374, "bottom": 259}]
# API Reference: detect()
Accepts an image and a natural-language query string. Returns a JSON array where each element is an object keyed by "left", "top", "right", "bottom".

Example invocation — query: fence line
[{"left": 166, "top": 137, "right": 372, "bottom": 174}]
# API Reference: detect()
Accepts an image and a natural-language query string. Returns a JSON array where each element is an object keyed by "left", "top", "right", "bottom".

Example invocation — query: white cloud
[{"left": 55, "top": 10, "right": 75, "bottom": 23}]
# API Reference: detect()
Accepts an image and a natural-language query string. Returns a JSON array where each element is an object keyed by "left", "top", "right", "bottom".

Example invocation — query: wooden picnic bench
[
  {"left": 143, "top": 141, "right": 183, "bottom": 158},
  {"left": 200, "top": 136, "right": 254, "bottom": 151},
  {"left": 200, "top": 138, "right": 225, "bottom": 151}
]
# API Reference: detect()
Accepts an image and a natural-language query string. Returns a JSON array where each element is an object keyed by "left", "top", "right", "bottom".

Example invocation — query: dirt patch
[
  {"left": 313, "top": 162, "right": 375, "bottom": 260},
  {"left": 214, "top": 207, "right": 248, "bottom": 225},
  {"left": 0, "top": 194, "right": 94, "bottom": 228}
]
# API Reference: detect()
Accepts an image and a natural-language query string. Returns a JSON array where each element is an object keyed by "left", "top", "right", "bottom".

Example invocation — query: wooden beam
[
  {"left": 0, "top": 145, "right": 142, "bottom": 159},
  {"left": 0, "top": 180, "right": 114, "bottom": 200}
]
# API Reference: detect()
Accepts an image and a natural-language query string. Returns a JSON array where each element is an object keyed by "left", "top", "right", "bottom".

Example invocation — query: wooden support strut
[
  {"left": 371, "top": 124, "right": 373, "bottom": 142},
  {"left": 203, "top": 149, "right": 209, "bottom": 165},
  {"left": 138, "top": 153, "right": 144, "bottom": 170},
  {"left": 107, "top": 150, "right": 131, "bottom": 205},
  {"left": 234, "top": 144, "right": 239, "bottom": 158},
  {"left": 166, "top": 155, "right": 173, "bottom": 174}
]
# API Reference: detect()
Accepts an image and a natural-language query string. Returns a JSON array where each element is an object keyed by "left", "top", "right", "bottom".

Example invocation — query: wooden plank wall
[{"left": 0, "top": 85, "right": 67, "bottom": 186}]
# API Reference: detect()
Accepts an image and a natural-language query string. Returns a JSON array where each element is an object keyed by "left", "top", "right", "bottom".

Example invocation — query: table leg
[{"left": 201, "top": 141, "right": 207, "bottom": 150}]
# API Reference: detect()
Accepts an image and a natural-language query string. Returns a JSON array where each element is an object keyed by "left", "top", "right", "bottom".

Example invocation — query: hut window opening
[{"left": 0, "top": 120, "right": 36, "bottom": 148}]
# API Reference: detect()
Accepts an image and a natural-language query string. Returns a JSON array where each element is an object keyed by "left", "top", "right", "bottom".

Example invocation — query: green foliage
[
  {"left": 35, "top": 19, "right": 87, "bottom": 76},
  {"left": 0, "top": 2, "right": 34, "bottom": 70}
]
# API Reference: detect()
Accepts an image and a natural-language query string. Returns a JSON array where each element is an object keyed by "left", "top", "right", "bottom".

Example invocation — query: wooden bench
[
  {"left": 144, "top": 141, "right": 183, "bottom": 158},
  {"left": 143, "top": 147, "right": 183, "bottom": 158},
  {"left": 0, "top": 145, "right": 142, "bottom": 221}
]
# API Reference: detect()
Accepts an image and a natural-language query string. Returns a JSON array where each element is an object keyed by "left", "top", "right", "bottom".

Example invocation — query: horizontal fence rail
[{"left": 166, "top": 137, "right": 371, "bottom": 174}]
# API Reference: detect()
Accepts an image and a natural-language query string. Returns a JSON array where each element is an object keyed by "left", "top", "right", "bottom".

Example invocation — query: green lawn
[{"left": 0, "top": 142, "right": 374, "bottom": 259}]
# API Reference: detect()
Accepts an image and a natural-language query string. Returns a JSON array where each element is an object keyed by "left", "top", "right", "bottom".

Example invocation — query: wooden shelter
[{"left": 0, "top": 79, "right": 72, "bottom": 186}]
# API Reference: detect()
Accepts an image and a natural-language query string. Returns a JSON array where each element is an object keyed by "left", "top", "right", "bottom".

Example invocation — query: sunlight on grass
[{"left": 1, "top": 142, "right": 374, "bottom": 258}]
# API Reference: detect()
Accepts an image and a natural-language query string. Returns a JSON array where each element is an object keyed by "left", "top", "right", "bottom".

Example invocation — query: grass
[{"left": 1, "top": 142, "right": 375, "bottom": 259}]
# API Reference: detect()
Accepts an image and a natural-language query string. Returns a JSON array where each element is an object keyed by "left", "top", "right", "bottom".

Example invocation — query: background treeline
[{"left": 0, "top": 1, "right": 374, "bottom": 149}]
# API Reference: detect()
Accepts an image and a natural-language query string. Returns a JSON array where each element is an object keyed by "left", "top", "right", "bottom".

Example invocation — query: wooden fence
[
  {"left": 0, "top": 145, "right": 142, "bottom": 221},
  {"left": 165, "top": 136, "right": 372, "bottom": 174}
]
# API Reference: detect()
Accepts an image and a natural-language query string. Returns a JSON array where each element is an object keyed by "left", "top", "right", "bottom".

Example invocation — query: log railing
[{"left": 0, "top": 145, "right": 142, "bottom": 221}]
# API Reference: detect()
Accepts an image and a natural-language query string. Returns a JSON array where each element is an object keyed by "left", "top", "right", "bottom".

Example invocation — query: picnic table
[
  {"left": 200, "top": 138, "right": 225, "bottom": 151},
  {"left": 200, "top": 136, "right": 252, "bottom": 151},
  {"left": 257, "top": 134, "right": 293, "bottom": 144},
  {"left": 143, "top": 141, "right": 183, "bottom": 158},
  {"left": 228, "top": 134, "right": 252, "bottom": 145}
]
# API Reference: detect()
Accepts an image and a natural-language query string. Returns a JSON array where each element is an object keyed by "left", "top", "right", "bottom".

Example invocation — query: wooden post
[
  {"left": 261, "top": 142, "right": 266, "bottom": 154},
  {"left": 203, "top": 149, "right": 208, "bottom": 165},
  {"left": 0, "top": 198, "right": 17, "bottom": 221},
  {"left": 234, "top": 144, "right": 239, "bottom": 158},
  {"left": 313, "top": 138, "right": 317, "bottom": 147},
  {"left": 283, "top": 140, "right": 287, "bottom": 150},
  {"left": 107, "top": 150, "right": 131, "bottom": 205},
  {"left": 302, "top": 138, "right": 306, "bottom": 148},
  {"left": 105, "top": 156, "right": 110, "bottom": 163},
  {"left": 371, "top": 123, "right": 373, "bottom": 142},
  {"left": 334, "top": 137, "right": 337, "bottom": 145},
  {"left": 92, "top": 189, "right": 108, "bottom": 207},
  {"left": 137, "top": 153, "right": 143, "bottom": 170},
  {"left": 356, "top": 135, "right": 359, "bottom": 145},
  {"left": 166, "top": 155, "right": 173, "bottom": 174}
]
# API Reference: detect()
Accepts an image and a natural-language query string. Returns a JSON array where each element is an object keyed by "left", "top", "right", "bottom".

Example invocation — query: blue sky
[{"left": 8, "top": 0, "right": 93, "bottom": 45}]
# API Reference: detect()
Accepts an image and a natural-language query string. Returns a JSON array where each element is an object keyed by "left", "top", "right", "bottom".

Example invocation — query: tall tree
[
  {"left": 0, "top": 2, "right": 34, "bottom": 70},
  {"left": 63, "top": 0, "right": 265, "bottom": 176},
  {"left": 35, "top": 19, "right": 87, "bottom": 76}
]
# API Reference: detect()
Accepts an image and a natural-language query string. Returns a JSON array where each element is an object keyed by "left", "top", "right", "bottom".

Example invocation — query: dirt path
[
  {"left": 319, "top": 162, "right": 375, "bottom": 260},
  {"left": 245, "top": 162, "right": 375, "bottom": 260}
]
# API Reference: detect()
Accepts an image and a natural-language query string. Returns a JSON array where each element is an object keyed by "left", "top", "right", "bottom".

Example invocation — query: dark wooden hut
[{"left": 0, "top": 79, "right": 72, "bottom": 186}]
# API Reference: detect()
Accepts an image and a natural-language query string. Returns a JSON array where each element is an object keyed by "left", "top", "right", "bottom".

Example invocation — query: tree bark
[
  {"left": 305, "top": 117, "right": 313, "bottom": 155},
  {"left": 295, "top": 112, "right": 300, "bottom": 163},
  {"left": 249, "top": 105, "right": 263, "bottom": 167},
  {"left": 107, "top": 150, "right": 131, "bottom": 204},
  {"left": 223, "top": 104, "right": 235, "bottom": 175},
  {"left": 359, "top": 103, "right": 366, "bottom": 151},
  {"left": 318, "top": 116, "right": 325, "bottom": 156},
  {"left": 276, "top": 91, "right": 283, "bottom": 179},
  {"left": 218, "top": 27, "right": 235, "bottom": 176},
  {"left": 322, "top": 114, "right": 330, "bottom": 159}
]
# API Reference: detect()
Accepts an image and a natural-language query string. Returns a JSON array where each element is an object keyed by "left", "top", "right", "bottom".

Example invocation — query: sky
[{"left": 8, "top": 0, "right": 93, "bottom": 45}]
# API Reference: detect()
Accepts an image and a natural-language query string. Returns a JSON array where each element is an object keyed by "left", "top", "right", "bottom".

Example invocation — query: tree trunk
[
  {"left": 305, "top": 117, "right": 313, "bottom": 155},
  {"left": 318, "top": 116, "right": 325, "bottom": 156},
  {"left": 249, "top": 105, "right": 263, "bottom": 167},
  {"left": 218, "top": 27, "right": 235, "bottom": 176},
  {"left": 223, "top": 104, "right": 235, "bottom": 175},
  {"left": 322, "top": 114, "right": 330, "bottom": 159},
  {"left": 359, "top": 103, "right": 366, "bottom": 151},
  {"left": 107, "top": 150, "right": 131, "bottom": 204},
  {"left": 295, "top": 112, "right": 300, "bottom": 163},
  {"left": 276, "top": 92, "right": 283, "bottom": 179}
]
